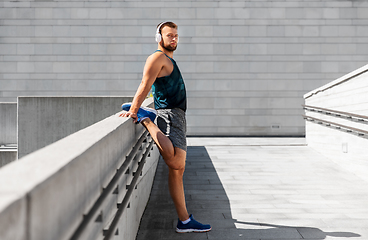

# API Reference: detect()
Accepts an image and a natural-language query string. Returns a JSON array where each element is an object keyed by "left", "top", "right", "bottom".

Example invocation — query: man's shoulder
[
  {"left": 145, "top": 51, "right": 168, "bottom": 68},
  {"left": 148, "top": 51, "right": 166, "bottom": 61}
]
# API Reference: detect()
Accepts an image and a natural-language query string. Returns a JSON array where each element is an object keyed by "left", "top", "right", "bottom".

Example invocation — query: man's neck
[{"left": 158, "top": 46, "right": 174, "bottom": 58}]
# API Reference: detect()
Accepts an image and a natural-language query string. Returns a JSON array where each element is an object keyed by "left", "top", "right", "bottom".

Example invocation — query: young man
[{"left": 119, "top": 22, "right": 211, "bottom": 233}]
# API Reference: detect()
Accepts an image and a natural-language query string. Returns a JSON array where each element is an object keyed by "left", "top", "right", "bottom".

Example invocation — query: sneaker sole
[
  {"left": 139, "top": 106, "right": 157, "bottom": 115},
  {"left": 121, "top": 104, "right": 157, "bottom": 115},
  {"left": 176, "top": 227, "right": 212, "bottom": 233}
]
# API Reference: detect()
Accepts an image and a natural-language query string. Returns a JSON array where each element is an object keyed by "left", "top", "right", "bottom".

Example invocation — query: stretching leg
[{"left": 141, "top": 118, "right": 189, "bottom": 221}]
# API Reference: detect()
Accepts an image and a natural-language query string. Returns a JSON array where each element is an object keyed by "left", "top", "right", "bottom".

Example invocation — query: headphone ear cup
[{"left": 155, "top": 33, "right": 161, "bottom": 43}]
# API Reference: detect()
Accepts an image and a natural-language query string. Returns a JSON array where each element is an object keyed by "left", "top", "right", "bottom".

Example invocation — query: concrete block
[
  {"left": 70, "top": 43, "right": 89, "bottom": 55},
  {"left": 0, "top": 44, "right": 16, "bottom": 55},
  {"left": 324, "top": 8, "right": 339, "bottom": 19},
  {"left": 53, "top": 8, "right": 71, "bottom": 19},
  {"left": 303, "top": 61, "right": 322, "bottom": 72},
  {"left": 34, "top": 62, "right": 53, "bottom": 73},
  {"left": 286, "top": 7, "right": 304, "bottom": 19},
  {"left": 248, "top": 25, "right": 267, "bottom": 36},
  {"left": 106, "top": 62, "right": 125, "bottom": 73},
  {"left": 88, "top": 26, "right": 107, "bottom": 37},
  {"left": 35, "top": 8, "right": 53, "bottom": 19},
  {"left": 52, "top": 44, "right": 71, "bottom": 55},
  {"left": 179, "top": 8, "right": 196, "bottom": 19},
  {"left": 304, "top": 7, "right": 323, "bottom": 19},
  {"left": 231, "top": 43, "right": 249, "bottom": 55},
  {"left": 0, "top": 26, "right": 17, "bottom": 37},
  {"left": 88, "top": 62, "right": 107, "bottom": 73},
  {"left": 71, "top": 8, "right": 89, "bottom": 19},
  {"left": 303, "top": 44, "right": 321, "bottom": 55},
  {"left": 0, "top": 62, "right": 18, "bottom": 73},
  {"left": 17, "top": 62, "right": 34, "bottom": 73},
  {"left": 70, "top": 26, "right": 89, "bottom": 37},
  {"left": 15, "top": 8, "right": 35, "bottom": 19},
  {"left": 250, "top": 8, "right": 269, "bottom": 19},
  {"left": 16, "top": 26, "right": 34, "bottom": 37},
  {"left": 269, "top": 8, "right": 286, "bottom": 19},
  {"left": 160, "top": 8, "right": 178, "bottom": 19},
  {"left": 52, "top": 62, "right": 71, "bottom": 73},
  {"left": 0, "top": 149, "right": 17, "bottom": 168},
  {"left": 321, "top": 62, "right": 339, "bottom": 73},
  {"left": 215, "top": 8, "right": 233, "bottom": 19},
  {"left": 196, "top": 44, "right": 213, "bottom": 55},
  {"left": 196, "top": 8, "right": 215, "bottom": 19},
  {"left": 35, "top": 26, "right": 53, "bottom": 37},
  {"left": 0, "top": 79, "right": 17, "bottom": 91},
  {"left": 320, "top": 26, "right": 339, "bottom": 36},
  {"left": 267, "top": 26, "right": 285, "bottom": 36},
  {"left": 108, "top": 26, "right": 127, "bottom": 37},
  {"left": 34, "top": 44, "right": 52, "bottom": 55},
  {"left": 195, "top": 26, "right": 213, "bottom": 37},
  {"left": 231, "top": 26, "right": 248, "bottom": 37},
  {"left": 70, "top": 62, "right": 88, "bottom": 73},
  {"left": 233, "top": 7, "right": 250, "bottom": 19},
  {"left": 0, "top": 8, "right": 16, "bottom": 19},
  {"left": 89, "top": 8, "right": 107, "bottom": 19}
]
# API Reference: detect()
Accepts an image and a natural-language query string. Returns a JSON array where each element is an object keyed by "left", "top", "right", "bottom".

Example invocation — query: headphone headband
[
  {"left": 156, "top": 22, "right": 167, "bottom": 34},
  {"left": 155, "top": 22, "right": 167, "bottom": 43}
]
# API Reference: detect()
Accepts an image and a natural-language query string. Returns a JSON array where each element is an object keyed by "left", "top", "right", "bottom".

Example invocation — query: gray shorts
[{"left": 155, "top": 108, "right": 187, "bottom": 152}]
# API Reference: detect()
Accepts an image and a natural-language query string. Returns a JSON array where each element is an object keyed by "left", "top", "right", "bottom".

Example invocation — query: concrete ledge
[
  {"left": 304, "top": 63, "right": 368, "bottom": 99},
  {"left": 0, "top": 98, "right": 160, "bottom": 240},
  {"left": 17, "top": 96, "right": 133, "bottom": 158}
]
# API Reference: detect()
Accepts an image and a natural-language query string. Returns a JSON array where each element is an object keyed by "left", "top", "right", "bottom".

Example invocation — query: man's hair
[{"left": 157, "top": 22, "right": 177, "bottom": 35}]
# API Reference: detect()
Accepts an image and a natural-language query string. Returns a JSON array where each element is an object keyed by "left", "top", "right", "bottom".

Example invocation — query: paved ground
[{"left": 136, "top": 138, "right": 368, "bottom": 240}]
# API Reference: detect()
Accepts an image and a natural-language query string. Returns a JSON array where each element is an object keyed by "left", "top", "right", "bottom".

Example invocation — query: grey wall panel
[{"left": 1, "top": 0, "right": 368, "bottom": 136}]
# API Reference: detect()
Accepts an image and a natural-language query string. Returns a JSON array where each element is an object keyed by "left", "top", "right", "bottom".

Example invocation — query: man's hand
[{"left": 119, "top": 111, "right": 138, "bottom": 123}]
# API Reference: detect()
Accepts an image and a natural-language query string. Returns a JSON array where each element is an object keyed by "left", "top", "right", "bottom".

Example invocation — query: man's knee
[
  {"left": 164, "top": 147, "right": 186, "bottom": 170},
  {"left": 165, "top": 156, "right": 185, "bottom": 171}
]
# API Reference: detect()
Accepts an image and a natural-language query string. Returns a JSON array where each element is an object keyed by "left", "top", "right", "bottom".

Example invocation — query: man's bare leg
[{"left": 141, "top": 118, "right": 190, "bottom": 221}]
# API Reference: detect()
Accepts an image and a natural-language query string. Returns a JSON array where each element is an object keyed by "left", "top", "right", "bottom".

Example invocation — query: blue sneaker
[
  {"left": 121, "top": 103, "right": 157, "bottom": 123},
  {"left": 176, "top": 214, "right": 211, "bottom": 233}
]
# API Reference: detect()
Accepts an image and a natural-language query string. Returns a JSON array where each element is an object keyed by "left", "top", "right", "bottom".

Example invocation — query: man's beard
[{"left": 160, "top": 39, "right": 177, "bottom": 52}]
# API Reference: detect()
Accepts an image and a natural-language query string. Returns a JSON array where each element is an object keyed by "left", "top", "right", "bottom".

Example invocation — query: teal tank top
[{"left": 152, "top": 50, "right": 187, "bottom": 112}]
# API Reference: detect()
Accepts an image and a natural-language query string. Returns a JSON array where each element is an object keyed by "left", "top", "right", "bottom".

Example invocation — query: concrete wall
[
  {"left": 0, "top": 103, "right": 17, "bottom": 145},
  {"left": 1, "top": 1, "right": 368, "bottom": 136},
  {"left": 17, "top": 96, "right": 132, "bottom": 158},
  {"left": 0, "top": 98, "right": 160, "bottom": 240},
  {"left": 304, "top": 64, "right": 368, "bottom": 181}
]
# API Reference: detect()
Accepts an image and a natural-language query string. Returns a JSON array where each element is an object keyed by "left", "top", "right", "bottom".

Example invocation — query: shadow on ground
[{"left": 136, "top": 146, "right": 360, "bottom": 240}]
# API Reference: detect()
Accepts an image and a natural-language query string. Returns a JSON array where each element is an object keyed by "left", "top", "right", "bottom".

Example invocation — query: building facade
[{"left": 1, "top": 0, "right": 367, "bottom": 136}]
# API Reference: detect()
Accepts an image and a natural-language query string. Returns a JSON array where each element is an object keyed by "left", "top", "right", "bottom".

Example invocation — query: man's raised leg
[
  {"left": 141, "top": 118, "right": 185, "bottom": 170},
  {"left": 141, "top": 118, "right": 189, "bottom": 221}
]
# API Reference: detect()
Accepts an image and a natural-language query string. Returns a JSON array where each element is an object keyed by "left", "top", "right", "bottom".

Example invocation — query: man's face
[{"left": 160, "top": 26, "right": 179, "bottom": 52}]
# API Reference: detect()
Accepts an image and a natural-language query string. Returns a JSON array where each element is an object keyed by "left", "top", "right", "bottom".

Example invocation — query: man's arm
[{"left": 120, "top": 53, "right": 164, "bottom": 122}]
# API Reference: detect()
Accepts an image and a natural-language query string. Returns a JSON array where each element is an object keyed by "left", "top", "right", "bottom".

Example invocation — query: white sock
[{"left": 181, "top": 217, "right": 191, "bottom": 224}]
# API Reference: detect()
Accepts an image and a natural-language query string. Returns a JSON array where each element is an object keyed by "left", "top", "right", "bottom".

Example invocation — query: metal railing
[
  {"left": 70, "top": 130, "right": 155, "bottom": 240},
  {"left": 303, "top": 105, "right": 368, "bottom": 123},
  {"left": 303, "top": 104, "right": 368, "bottom": 139}
]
